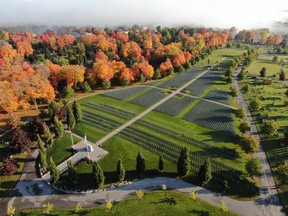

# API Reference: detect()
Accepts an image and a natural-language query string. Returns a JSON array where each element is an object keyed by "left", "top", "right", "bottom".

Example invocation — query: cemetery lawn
[{"left": 16, "top": 190, "right": 238, "bottom": 216}]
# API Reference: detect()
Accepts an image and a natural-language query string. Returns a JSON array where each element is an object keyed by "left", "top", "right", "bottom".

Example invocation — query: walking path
[{"left": 233, "top": 67, "right": 285, "bottom": 216}]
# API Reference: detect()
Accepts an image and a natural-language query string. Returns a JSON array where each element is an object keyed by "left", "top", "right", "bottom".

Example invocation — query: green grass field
[
  {"left": 15, "top": 190, "right": 237, "bottom": 216},
  {"left": 46, "top": 133, "right": 81, "bottom": 165},
  {"left": 245, "top": 54, "right": 288, "bottom": 77}
]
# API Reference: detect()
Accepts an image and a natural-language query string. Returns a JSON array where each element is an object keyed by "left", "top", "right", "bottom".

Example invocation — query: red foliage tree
[
  {"left": 10, "top": 127, "right": 32, "bottom": 153},
  {"left": 0, "top": 156, "right": 18, "bottom": 176}
]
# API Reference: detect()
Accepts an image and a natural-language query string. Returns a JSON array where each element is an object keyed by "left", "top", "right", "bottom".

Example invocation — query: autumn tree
[
  {"left": 60, "top": 65, "right": 85, "bottom": 88},
  {"left": 116, "top": 159, "right": 125, "bottom": 182},
  {"left": 177, "top": 147, "right": 190, "bottom": 177},
  {"left": 240, "top": 134, "right": 259, "bottom": 154},
  {"left": 10, "top": 127, "right": 32, "bottom": 153},
  {"left": 239, "top": 121, "right": 251, "bottom": 134},
  {"left": 0, "top": 156, "right": 18, "bottom": 176}
]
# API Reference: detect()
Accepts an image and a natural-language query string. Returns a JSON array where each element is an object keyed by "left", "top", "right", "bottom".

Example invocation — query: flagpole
[{"left": 85, "top": 134, "right": 90, "bottom": 161}]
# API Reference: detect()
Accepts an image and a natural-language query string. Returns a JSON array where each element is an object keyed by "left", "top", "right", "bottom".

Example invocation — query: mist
[{"left": 0, "top": 0, "right": 287, "bottom": 31}]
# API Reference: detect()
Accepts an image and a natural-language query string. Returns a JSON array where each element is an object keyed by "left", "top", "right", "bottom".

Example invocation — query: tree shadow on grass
[
  {"left": 187, "top": 209, "right": 209, "bottom": 216},
  {"left": 151, "top": 197, "right": 177, "bottom": 205}
]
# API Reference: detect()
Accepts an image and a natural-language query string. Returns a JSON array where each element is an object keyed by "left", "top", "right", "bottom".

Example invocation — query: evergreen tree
[
  {"left": 198, "top": 159, "right": 212, "bottom": 186},
  {"left": 67, "top": 160, "right": 78, "bottom": 186},
  {"left": 81, "top": 81, "right": 92, "bottom": 93},
  {"left": 49, "top": 157, "right": 59, "bottom": 184},
  {"left": 177, "top": 147, "right": 190, "bottom": 176},
  {"left": 159, "top": 155, "right": 164, "bottom": 172},
  {"left": 116, "top": 159, "right": 125, "bottom": 182},
  {"left": 39, "top": 149, "right": 48, "bottom": 172},
  {"left": 43, "top": 124, "right": 53, "bottom": 147},
  {"left": 72, "top": 100, "right": 83, "bottom": 122},
  {"left": 92, "top": 161, "right": 104, "bottom": 189},
  {"left": 54, "top": 116, "right": 64, "bottom": 138},
  {"left": 66, "top": 106, "right": 76, "bottom": 129},
  {"left": 136, "top": 151, "right": 146, "bottom": 176},
  {"left": 37, "top": 134, "right": 45, "bottom": 152}
]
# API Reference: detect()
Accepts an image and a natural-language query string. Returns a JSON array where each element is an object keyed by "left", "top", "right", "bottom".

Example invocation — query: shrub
[
  {"left": 261, "top": 120, "right": 279, "bottom": 136},
  {"left": 246, "top": 157, "right": 262, "bottom": 176},
  {"left": 249, "top": 98, "right": 261, "bottom": 111},
  {"left": 0, "top": 156, "right": 18, "bottom": 176},
  {"left": 62, "top": 86, "right": 75, "bottom": 99},
  {"left": 239, "top": 121, "right": 251, "bottom": 134},
  {"left": 240, "top": 134, "right": 259, "bottom": 154}
]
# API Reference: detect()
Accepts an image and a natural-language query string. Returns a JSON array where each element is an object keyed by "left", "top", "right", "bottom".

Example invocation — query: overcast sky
[{"left": 0, "top": 0, "right": 287, "bottom": 29}]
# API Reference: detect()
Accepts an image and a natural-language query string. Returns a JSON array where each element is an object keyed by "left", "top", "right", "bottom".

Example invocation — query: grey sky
[{"left": 0, "top": 0, "right": 287, "bottom": 29}]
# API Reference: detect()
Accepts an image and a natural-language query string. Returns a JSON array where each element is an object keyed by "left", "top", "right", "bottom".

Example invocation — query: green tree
[
  {"left": 74, "top": 203, "right": 82, "bottom": 213},
  {"left": 116, "top": 159, "right": 125, "bottom": 182},
  {"left": 62, "top": 86, "right": 75, "bottom": 99},
  {"left": 274, "top": 162, "right": 288, "bottom": 184},
  {"left": 220, "top": 200, "right": 228, "bottom": 213},
  {"left": 66, "top": 106, "right": 76, "bottom": 129},
  {"left": 240, "top": 134, "right": 259, "bottom": 154},
  {"left": 153, "top": 69, "right": 162, "bottom": 80},
  {"left": 54, "top": 116, "right": 64, "bottom": 138},
  {"left": 43, "top": 124, "right": 53, "bottom": 147},
  {"left": 246, "top": 157, "right": 262, "bottom": 177},
  {"left": 49, "top": 157, "right": 59, "bottom": 184},
  {"left": 260, "top": 67, "right": 266, "bottom": 77},
  {"left": 235, "top": 106, "right": 246, "bottom": 119},
  {"left": 249, "top": 98, "right": 261, "bottom": 111},
  {"left": 72, "top": 100, "right": 83, "bottom": 122},
  {"left": 238, "top": 70, "right": 246, "bottom": 80},
  {"left": 92, "top": 161, "right": 104, "bottom": 189},
  {"left": 81, "top": 81, "right": 92, "bottom": 93},
  {"left": 47, "top": 100, "right": 60, "bottom": 118},
  {"left": 261, "top": 120, "right": 279, "bottom": 136},
  {"left": 279, "top": 69, "right": 286, "bottom": 81},
  {"left": 198, "top": 159, "right": 212, "bottom": 186},
  {"left": 242, "top": 83, "right": 251, "bottom": 92},
  {"left": 39, "top": 149, "right": 48, "bottom": 172},
  {"left": 239, "top": 121, "right": 251, "bottom": 134},
  {"left": 230, "top": 86, "right": 238, "bottom": 97},
  {"left": 226, "top": 76, "right": 232, "bottom": 84},
  {"left": 159, "top": 155, "right": 164, "bottom": 172},
  {"left": 136, "top": 151, "right": 146, "bottom": 176},
  {"left": 272, "top": 55, "right": 278, "bottom": 63},
  {"left": 177, "top": 147, "right": 190, "bottom": 177},
  {"left": 67, "top": 160, "right": 78, "bottom": 186},
  {"left": 102, "top": 80, "right": 111, "bottom": 89}
]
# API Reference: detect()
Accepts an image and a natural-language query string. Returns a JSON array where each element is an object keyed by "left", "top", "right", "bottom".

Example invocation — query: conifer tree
[
  {"left": 66, "top": 106, "right": 76, "bottom": 129},
  {"left": 92, "top": 161, "right": 104, "bottom": 189},
  {"left": 198, "top": 159, "right": 212, "bottom": 186},
  {"left": 67, "top": 160, "right": 78, "bottom": 186},
  {"left": 72, "top": 100, "right": 83, "bottom": 122},
  {"left": 54, "top": 116, "right": 64, "bottom": 138},
  {"left": 136, "top": 151, "right": 146, "bottom": 176},
  {"left": 159, "top": 155, "right": 164, "bottom": 172},
  {"left": 177, "top": 147, "right": 190, "bottom": 176},
  {"left": 116, "top": 159, "right": 125, "bottom": 182},
  {"left": 49, "top": 157, "right": 59, "bottom": 184}
]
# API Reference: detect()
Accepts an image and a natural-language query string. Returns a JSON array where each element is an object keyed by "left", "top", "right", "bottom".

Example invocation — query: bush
[
  {"left": 272, "top": 56, "right": 278, "bottom": 63},
  {"left": 242, "top": 83, "right": 251, "bottom": 92},
  {"left": 235, "top": 106, "right": 246, "bottom": 119},
  {"left": 81, "top": 81, "right": 92, "bottom": 93},
  {"left": 249, "top": 98, "right": 261, "bottom": 111},
  {"left": 260, "top": 67, "right": 266, "bottom": 77},
  {"left": 0, "top": 156, "right": 18, "bottom": 176},
  {"left": 279, "top": 69, "right": 286, "bottom": 81},
  {"left": 239, "top": 121, "right": 251, "bottom": 134},
  {"left": 263, "top": 79, "right": 273, "bottom": 85},
  {"left": 10, "top": 127, "right": 32, "bottom": 153},
  {"left": 102, "top": 80, "right": 111, "bottom": 89}
]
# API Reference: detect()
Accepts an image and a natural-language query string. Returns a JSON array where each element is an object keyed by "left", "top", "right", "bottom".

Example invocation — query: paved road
[{"left": 233, "top": 67, "right": 285, "bottom": 216}]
